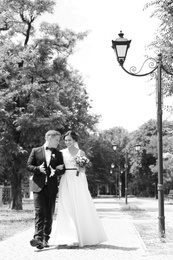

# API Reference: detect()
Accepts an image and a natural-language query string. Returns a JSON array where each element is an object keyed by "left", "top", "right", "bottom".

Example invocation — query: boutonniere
[{"left": 51, "top": 154, "right": 56, "bottom": 159}]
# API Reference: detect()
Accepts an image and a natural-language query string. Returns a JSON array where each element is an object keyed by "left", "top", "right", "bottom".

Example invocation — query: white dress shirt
[{"left": 44, "top": 144, "right": 52, "bottom": 166}]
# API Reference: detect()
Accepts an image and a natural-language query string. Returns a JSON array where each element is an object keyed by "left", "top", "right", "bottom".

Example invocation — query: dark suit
[{"left": 27, "top": 146, "right": 65, "bottom": 242}]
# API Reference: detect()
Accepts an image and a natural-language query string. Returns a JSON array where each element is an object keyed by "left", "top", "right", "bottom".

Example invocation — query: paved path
[{"left": 0, "top": 198, "right": 172, "bottom": 260}]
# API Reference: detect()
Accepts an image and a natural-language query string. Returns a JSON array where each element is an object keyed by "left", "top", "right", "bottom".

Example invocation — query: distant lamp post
[
  {"left": 111, "top": 31, "right": 173, "bottom": 237},
  {"left": 112, "top": 142, "right": 141, "bottom": 203},
  {"left": 112, "top": 143, "right": 128, "bottom": 203},
  {"left": 111, "top": 163, "right": 117, "bottom": 196},
  {"left": 112, "top": 143, "right": 117, "bottom": 151},
  {"left": 135, "top": 144, "right": 141, "bottom": 152},
  {"left": 111, "top": 163, "right": 115, "bottom": 169},
  {"left": 124, "top": 152, "right": 128, "bottom": 204},
  {"left": 112, "top": 143, "right": 121, "bottom": 198}
]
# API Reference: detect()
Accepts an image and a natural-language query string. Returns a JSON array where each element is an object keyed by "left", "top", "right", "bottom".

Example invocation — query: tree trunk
[{"left": 11, "top": 170, "right": 23, "bottom": 210}]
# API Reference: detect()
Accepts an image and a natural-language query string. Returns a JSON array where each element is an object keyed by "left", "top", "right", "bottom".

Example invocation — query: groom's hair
[{"left": 45, "top": 130, "right": 61, "bottom": 140}]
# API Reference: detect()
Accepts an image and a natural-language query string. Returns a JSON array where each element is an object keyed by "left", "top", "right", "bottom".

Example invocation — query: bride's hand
[{"left": 56, "top": 164, "right": 64, "bottom": 170}]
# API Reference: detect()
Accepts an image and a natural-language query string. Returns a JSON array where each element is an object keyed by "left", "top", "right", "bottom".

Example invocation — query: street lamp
[
  {"left": 135, "top": 144, "right": 141, "bottom": 152},
  {"left": 112, "top": 143, "right": 121, "bottom": 198},
  {"left": 112, "top": 31, "right": 131, "bottom": 66},
  {"left": 124, "top": 151, "right": 128, "bottom": 204},
  {"left": 112, "top": 143, "right": 117, "bottom": 151},
  {"left": 111, "top": 31, "right": 173, "bottom": 237},
  {"left": 111, "top": 163, "right": 118, "bottom": 197},
  {"left": 112, "top": 143, "right": 141, "bottom": 204},
  {"left": 112, "top": 143, "right": 128, "bottom": 203}
]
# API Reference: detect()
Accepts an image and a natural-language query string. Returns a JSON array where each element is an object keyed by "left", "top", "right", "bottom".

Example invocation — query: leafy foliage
[
  {"left": 144, "top": 0, "right": 173, "bottom": 96},
  {"left": 128, "top": 119, "right": 173, "bottom": 196},
  {"left": 85, "top": 133, "right": 115, "bottom": 187},
  {"left": 0, "top": 0, "right": 99, "bottom": 209}
]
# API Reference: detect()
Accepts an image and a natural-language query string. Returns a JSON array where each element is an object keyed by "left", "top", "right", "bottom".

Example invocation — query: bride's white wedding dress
[{"left": 51, "top": 148, "right": 107, "bottom": 247}]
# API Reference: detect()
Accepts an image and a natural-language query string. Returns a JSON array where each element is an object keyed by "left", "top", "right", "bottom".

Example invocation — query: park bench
[{"left": 167, "top": 190, "right": 173, "bottom": 201}]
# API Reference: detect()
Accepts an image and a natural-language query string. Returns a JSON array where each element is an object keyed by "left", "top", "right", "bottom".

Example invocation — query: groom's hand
[
  {"left": 49, "top": 165, "right": 55, "bottom": 177},
  {"left": 39, "top": 162, "right": 46, "bottom": 174}
]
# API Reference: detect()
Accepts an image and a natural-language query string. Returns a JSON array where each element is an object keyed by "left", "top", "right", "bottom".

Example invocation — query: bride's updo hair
[{"left": 64, "top": 130, "right": 79, "bottom": 142}]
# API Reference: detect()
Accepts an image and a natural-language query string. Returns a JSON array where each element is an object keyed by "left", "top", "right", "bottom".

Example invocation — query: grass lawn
[
  {"left": 120, "top": 200, "right": 173, "bottom": 256},
  {"left": 0, "top": 201, "right": 35, "bottom": 241},
  {"left": 0, "top": 199, "right": 59, "bottom": 241}
]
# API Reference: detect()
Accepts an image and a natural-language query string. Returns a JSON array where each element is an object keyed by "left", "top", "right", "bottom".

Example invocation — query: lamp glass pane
[
  {"left": 113, "top": 145, "right": 117, "bottom": 151},
  {"left": 135, "top": 144, "right": 141, "bottom": 151},
  {"left": 116, "top": 45, "right": 127, "bottom": 59}
]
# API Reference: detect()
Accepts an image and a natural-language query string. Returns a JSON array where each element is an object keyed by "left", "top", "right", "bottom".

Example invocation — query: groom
[{"left": 27, "top": 130, "right": 65, "bottom": 249}]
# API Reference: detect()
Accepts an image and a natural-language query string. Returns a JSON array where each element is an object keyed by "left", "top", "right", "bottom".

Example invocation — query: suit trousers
[{"left": 33, "top": 185, "right": 57, "bottom": 241}]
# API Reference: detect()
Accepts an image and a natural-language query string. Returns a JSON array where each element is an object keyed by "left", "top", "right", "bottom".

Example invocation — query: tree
[
  {"left": 128, "top": 119, "right": 173, "bottom": 197},
  {"left": 85, "top": 133, "right": 115, "bottom": 195},
  {"left": 0, "top": 0, "right": 99, "bottom": 209},
  {"left": 85, "top": 127, "right": 131, "bottom": 196},
  {"left": 145, "top": 0, "right": 173, "bottom": 97}
]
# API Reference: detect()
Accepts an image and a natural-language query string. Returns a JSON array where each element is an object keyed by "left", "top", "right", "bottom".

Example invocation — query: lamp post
[
  {"left": 112, "top": 143, "right": 121, "bottom": 198},
  {"left": 111, "top": 31, "right": 173, "bottom": 237},
  {"left": 111, "top": 163, "right": 118, "bottom": 197},
  {"left": 112, "top": 143, "right": 141, "bottom": 204},
  {"left": 124, "top": 151, "right": 128, "bottom": 204}
]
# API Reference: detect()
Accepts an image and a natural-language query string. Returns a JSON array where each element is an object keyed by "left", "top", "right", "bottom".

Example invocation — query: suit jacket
[{"left": 27, "top": 146, "right": 65, "bottom": 193}]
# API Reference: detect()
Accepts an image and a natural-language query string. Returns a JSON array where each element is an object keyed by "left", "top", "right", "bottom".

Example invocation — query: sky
[{"left": 42, "top": 0, "right": 173, "bottom": 132}]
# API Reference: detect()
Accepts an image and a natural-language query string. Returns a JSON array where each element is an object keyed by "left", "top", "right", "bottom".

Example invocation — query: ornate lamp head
[{"left": 112, "top": 31, "right": 131, "bottom": 65}]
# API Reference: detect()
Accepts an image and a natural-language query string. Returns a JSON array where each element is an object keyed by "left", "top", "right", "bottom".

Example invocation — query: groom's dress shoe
[
  {"left": 30, "top": 238, "right": 44, "bottom": 249},
  {"left": 36, "top": 243, "right": 44, "bottom": 249},
  {"left": 43, "top": 240, "right": 50, "bottom": 248}
]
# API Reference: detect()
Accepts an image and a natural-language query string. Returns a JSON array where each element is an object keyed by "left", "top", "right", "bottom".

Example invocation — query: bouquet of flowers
[{"left": 75, "top": 155, "right": 90, "bottom": 176}]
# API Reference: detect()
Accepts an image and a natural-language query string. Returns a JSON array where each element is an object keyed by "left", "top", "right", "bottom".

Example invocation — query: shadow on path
[{"left": 35, "top": 243, "right": 139, "bottom": 253}]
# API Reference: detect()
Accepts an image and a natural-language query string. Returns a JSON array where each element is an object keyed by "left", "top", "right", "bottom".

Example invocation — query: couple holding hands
[{"left": 27, "top": 130, "right": 107, "bottom": 250}]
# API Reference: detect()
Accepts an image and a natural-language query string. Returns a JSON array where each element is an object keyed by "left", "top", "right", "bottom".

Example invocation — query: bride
[{"left": 52, "top": 130, "right": 107, "bottom": 247}]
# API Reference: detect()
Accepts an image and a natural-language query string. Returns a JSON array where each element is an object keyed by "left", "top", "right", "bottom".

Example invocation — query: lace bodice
[{"left": 61, "top": 148, "right": 80, "bottom": 169}]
